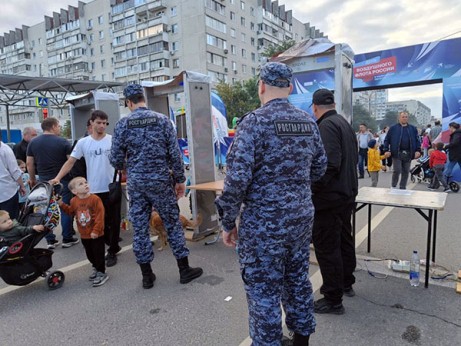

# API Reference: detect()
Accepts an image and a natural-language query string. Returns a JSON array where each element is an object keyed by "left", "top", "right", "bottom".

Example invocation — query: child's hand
[
  {"left": 33, "top": 225, "right": 45, "bottom": 232},
  {"left": 90, "top": 232, "right": 98, "bottom": 239}
]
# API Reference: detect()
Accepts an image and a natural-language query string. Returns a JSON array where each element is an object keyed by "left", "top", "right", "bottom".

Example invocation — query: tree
[
  {"left": 61, "top": 119, "right": 72, "bottom": 139},
  {"left": 261, "top": 39, "right": 296, "bottom": 58},
  {"left": 215, "top": 76, "right": 260, "bottom": 127},
  {"left": 352, "top": 104, "right": 377, "bottom": 133},
  {"left": 379, "top": 110, "right": 421, "bottom": 130}
]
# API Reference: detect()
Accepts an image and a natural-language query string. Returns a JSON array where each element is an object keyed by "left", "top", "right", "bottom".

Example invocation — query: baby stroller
[
  {"left": 0, "top": 182, "right": 65, "bottom": 290},
  {"left": 410, "top": 156, "right": 460, "bottom": 192},
  {"left": 410, "top": 156, "right": 433, "bottom": 184}
]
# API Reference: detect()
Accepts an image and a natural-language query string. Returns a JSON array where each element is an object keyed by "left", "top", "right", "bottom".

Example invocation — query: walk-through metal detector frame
[
  {"left": 66, "top": 91, "right": 121, "bottom": 140},
  {"left": 142, "top": 71, "right": 218, "bottom": 240},
  {"left": 275, "top": 39, "right": 354, "bottom": 122}
]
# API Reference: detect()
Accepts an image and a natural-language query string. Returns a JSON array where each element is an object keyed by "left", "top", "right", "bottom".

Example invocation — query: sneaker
[
  {"left": 92, "top": 272, "right": 109, "bottom": 287},
  {"left": 443, "top": 188, "right": 451, "bottom": 193},
  {"left": 47, "top": 239, "right": 60, "bottom": 249},
  {"left": 343, "top": 287, "right": 355, "bottom": 297},
  {"left": 62, "top": 237, "right": 80, "bottom": 248},
  {"left": 427, "top": 187, "right": 436, "bottom": 191},
  {"left": 106, "top": 254, "right": 117, "bottom": 267},
  {"left": 314, "top": 298, "right": 345, "bottom": 315},
  {"left": 89, "top": 268, "right": 97, "bottom": 281}
]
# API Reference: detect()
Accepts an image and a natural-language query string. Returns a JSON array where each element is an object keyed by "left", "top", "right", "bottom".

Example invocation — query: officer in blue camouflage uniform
[
  {"left": 216, "top": 62, "right": 327, "bottom": 346},
  {"left": 110, "top": 84, "right": 203, "bottom": 289}
]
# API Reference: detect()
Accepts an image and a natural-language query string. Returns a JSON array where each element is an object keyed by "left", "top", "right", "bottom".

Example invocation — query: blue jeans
[
  {"left": 444, "top": 160, "right": 461, "bottom": 178},
  {"left": 0, "top": 192, "right": 19, "bottom": 220},
  {"left": 44, "top": 179, "right": 73, "bottom": 242},
  {"left": 358, "top": 148, "right": 368, "bottom": 177}
]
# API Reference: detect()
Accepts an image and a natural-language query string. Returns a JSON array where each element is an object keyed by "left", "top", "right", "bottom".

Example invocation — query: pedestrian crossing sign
[{"left": 36, "top": 97, "right": 49, "bottom": 108}]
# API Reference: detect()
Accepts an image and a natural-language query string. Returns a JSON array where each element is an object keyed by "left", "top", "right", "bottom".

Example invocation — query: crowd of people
[
  {"left": 2, "top": 61, "right": 461, "bottom": 345},
  {"left": 355, "top": 114, "right": 460, "bottom": 192},
  {"left": 0, "top": 84, "right": 204, "bottom": 290}
]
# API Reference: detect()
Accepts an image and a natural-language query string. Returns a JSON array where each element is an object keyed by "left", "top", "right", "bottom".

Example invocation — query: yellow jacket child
[{"left": 367, "top": 139, "right": 385, "bottom": 187}]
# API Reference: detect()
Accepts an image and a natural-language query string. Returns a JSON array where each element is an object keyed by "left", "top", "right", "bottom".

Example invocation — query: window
[
  {"left": 90, "top": 48, "right": 94, "bottom": 56},
  {"left": 232, "top": 61, "right": 237, "bottom": 70},
  {"left": 230, "top": 12, "right": 236, "bottom": 21},
  {"left": 100, "top": 45, "right": 104, "bottom": 54},
  {"left": 174, "top": 93, "right": 181, "bottom": 102},
  {"left": 171, "top": 24, "right": 179, "bottom": 33},
  {"left": 98, "top": 15, "right": 104, "bottom": 25},
  {"left": 101, "top": 59, "right": 105, "bottom": 68},
  {"left": 231, "top": 45, "right": 236, "bottom": 55},
  {"left": 171, "top": 41, "right": 178, "bottom": 51},
  {"left": 173, "top": 58, "right": 180, "bottom": 68},
  {"left": 205, "top": 16, "right": 226, "bottom": 34},
  {"left": 88, "top": 19, "right": 93, "bottom": 28},
  {"left": 241, "top": 48, "right": 246, "bottom": 58},
  {"left": 230, "top": 28, "right": 236, "bottom": 38},
  {"left": 170, "top": 6, "right": 177, "bottom": 16},
  {"left": 99, "top": 31, "right": 104, "bottom": 39},
  {"left": 251, "top": 52, "right": 256, "bottom": 62},
  {"left": 241, "top": 33, "right": 246, "bottom": 42},
  {"left": 241, "top": 1, "right": 245, "bottom": 10},
  {"left": 206, "top": 34, "right": 227, "bottom": 49},
  {"left": 241, "top": 17, "right": 246, "bottom": 27}
]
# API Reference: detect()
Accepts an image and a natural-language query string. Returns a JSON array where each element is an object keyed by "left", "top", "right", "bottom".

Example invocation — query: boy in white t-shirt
[{"left": 50, "top": 110, "right": 121, "bottom": 267}]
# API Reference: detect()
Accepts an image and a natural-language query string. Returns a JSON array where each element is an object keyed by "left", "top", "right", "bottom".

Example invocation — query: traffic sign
[{"left": 36, "top": 97, "right": 49, "bottom": 108}]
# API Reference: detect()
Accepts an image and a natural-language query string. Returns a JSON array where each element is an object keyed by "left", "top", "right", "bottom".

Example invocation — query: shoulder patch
[
  {"left": 274, "top": 120, "right": 312, "bottom": 136},
  {"left": 127, "top": 117, "right": 158, "bottom": 128}
]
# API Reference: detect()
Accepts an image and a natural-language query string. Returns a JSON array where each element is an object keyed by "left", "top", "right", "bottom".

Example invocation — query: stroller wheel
[
  {"left": 46, "top": 271, "right": 65, "bottom": 290},
  {"left": 449, "top": 181, "right": 460, "bottom": 193},
  {"left": 410, "top": 175, "right": 415, "bottom": 183}
]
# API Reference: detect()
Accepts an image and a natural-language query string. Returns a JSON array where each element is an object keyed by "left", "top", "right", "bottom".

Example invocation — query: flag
[{"left": 211, "top": 91, "right": 228, "bottom": 144}]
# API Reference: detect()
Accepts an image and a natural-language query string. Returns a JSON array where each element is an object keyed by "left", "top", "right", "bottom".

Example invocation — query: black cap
[
  {"left": 312, "top": 89, "right": 335, "bottom": 105},
  {"left": 449, "top": 122, "right": 460, "bottom": 129}
]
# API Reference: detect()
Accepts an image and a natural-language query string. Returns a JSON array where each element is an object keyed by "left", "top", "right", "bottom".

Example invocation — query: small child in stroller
[{"left": 0, "top": 210, "right": 45, "bottom": 244}]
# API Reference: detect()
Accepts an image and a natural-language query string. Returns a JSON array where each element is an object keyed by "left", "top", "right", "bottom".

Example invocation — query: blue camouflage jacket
[
  {"left": 215, "top": 98, "right": 327, "bottom": 232},
  {"left": 110, "top": 107, "right": 185, "bottom": 184}
]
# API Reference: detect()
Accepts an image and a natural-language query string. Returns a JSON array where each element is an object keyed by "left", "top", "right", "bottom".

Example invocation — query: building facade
[
  {"left": 386, "top": 100, "right": 431, "bottom": 126},
  {"left": 353, "top": 89, "right": 388, "bottom": 120},
  {"left": 0, "top": 0, "right": 325, "bottom": 129}
]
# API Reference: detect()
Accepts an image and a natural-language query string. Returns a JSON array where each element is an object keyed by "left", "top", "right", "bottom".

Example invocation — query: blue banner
[
  {"left": 442, "top": 77, "right": 461, "bottom": 181},
  {"left": 288, "top": 69, "right": 335, "bottom": 116},
  {"left": 353, "top": 37, "right": 461, "bottom": 89}
]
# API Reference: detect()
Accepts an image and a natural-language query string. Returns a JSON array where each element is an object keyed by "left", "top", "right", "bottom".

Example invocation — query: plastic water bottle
[{"left": 409, "top": 250, "right": 420, "bottom": 287}]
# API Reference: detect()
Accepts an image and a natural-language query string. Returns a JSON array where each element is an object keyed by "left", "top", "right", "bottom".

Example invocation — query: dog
[{"left": 149, "top": 211, "right": 201, "bottom": 250}]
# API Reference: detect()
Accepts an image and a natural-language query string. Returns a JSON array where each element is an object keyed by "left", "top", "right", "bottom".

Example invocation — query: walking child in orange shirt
[
  {"left": 367, "top": 139, "right": 385, "bottom": 187},
  {"left": 58, "top": 176, "right": 109, "bottom": 286}
]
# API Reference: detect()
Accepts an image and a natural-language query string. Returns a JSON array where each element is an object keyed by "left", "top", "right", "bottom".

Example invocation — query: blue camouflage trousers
[
  {"left": 127, "top": 176, "right": 189, "bottom": 264},
  {"left": 239, "top": 231, "right": 316, "bottom": 345}
]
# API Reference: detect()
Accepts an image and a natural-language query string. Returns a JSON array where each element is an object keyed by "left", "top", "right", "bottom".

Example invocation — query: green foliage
[
  {"left": 261, "top": 39, "right": 296, "bottom": 58},
  {"left": 352, "top": 104, "right": 377, "bottom": 133},
  {"left": 215, "top": 76, "right": 260, "bottom": 127},
  {"left": 61, "top": 119, "right": 72, "bottom": 139},
  {"left": 379, "top": 110, "right": 421, "bottom": 129}
]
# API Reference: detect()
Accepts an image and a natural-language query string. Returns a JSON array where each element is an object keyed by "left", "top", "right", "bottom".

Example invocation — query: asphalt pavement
[{"left": 1, "top": 169, "right": 460, "bottom": 345}]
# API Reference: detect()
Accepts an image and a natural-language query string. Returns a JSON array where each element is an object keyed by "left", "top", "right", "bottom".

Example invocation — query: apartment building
[
  {"left": 386, "top": 100, "right": 431, "bottom": 126},
  {"left": 0, "top": 0, "right": 325, "bottom": 128},
  {"left": 353, "top": 89, "right": 388, "bottom": 120}
]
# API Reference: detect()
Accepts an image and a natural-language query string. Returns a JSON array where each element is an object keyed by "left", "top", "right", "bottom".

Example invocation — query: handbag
[{"left": 108, "top": 170, "right": 122, "bottom": 205}]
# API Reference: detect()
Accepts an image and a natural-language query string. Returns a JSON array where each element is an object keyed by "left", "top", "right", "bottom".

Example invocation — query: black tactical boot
[
  {"left": 177, "top": 257, "right": 203, "bottom": 284},
  {"left": 293, "top": 333, "right": 310, "bottom": 346},
  {"left": 140, "top": 263, "right": 156, "bottom": 289}
]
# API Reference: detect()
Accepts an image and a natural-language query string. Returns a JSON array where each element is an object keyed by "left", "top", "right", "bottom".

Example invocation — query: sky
[{"left": 1, "top": 0, "right": 461, "bottom": 117}]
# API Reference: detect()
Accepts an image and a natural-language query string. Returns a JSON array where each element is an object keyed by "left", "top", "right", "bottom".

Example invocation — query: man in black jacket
[
  {"left": 311, "top": 89, "right": 358, "bottom": 315},
  {"left": 13, "top": 127, "right": 37, "bottom": 163},
  {"left": 444, "top": 122, "right": 461, "bottom": 178},
  {"left": 383, "top": 111, "right": 421, "bottom": 189}
]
